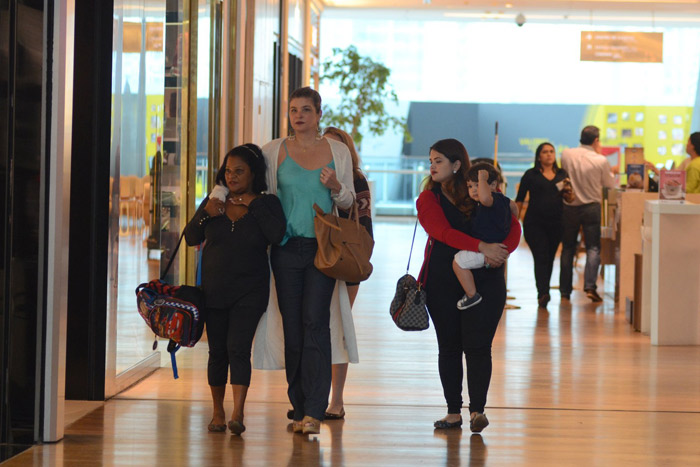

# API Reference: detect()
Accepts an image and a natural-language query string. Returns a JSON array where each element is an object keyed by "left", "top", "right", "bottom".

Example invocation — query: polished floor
[{"left": 6, "top": 218, "right": 700, "bottom": 466}]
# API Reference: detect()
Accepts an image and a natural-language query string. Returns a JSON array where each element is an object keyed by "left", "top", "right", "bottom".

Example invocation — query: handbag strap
[
  {"left": 417, "top": 238, "right": 433, "bottom": 287},
  {"left": 323, "top": 192, "right": 360, "bottom": 229},
  {"left": 160, "top": 229, "right": 187, "bottom": 281},
  {"left": 407, "top": 218, "right": 432, "bottom": 287},
  {"left": 406, "top": 218, "right": 419, "bottom": 274}
]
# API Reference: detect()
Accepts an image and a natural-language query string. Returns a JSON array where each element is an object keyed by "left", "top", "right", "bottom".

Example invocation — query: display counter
[
  {"left": 617, "top": 192, "right": 700, "bottom": 313},
  {"left": 641, "top": 200, "right": 700, "bottom": 345},
  {"left": 618, "top": 192, "right": 657, "bottom": 312}
]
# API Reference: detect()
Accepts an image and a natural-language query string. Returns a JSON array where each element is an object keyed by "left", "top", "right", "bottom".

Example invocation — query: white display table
[
  {"left": 618, "top": 192, "right": 700, "bottom": 314},
  {"left": 641, "top": 200, "right": 700, "bottom": 345}
]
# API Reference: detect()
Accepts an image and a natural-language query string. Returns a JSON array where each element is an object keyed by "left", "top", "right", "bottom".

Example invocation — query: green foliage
[{"left": 321, "top": 45, "right": 411, "bottom": 149}]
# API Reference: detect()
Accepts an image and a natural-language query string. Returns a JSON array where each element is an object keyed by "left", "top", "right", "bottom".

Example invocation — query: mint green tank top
[{"left": 277, "top": 145, "right": 334, "bottom": 245}]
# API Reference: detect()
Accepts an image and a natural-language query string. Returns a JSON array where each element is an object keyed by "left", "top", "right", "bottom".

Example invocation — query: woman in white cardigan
[{"left": 257, "top": 87, "right": 355, "bottom": 435}]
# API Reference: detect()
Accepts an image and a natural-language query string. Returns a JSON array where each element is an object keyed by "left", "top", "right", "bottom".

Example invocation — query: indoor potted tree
[{"left": 321, "top": 45, "right": 410, "bottom": 149}]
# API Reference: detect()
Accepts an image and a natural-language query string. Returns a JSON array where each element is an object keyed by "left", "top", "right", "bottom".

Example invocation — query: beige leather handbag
[{"left": 312, "top": 202, "right": 374, "bottom": 283}]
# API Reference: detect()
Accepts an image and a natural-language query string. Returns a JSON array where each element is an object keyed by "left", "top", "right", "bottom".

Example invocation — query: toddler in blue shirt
[{"left": 454, "top": 163, "right": 518, "bottom": 310}]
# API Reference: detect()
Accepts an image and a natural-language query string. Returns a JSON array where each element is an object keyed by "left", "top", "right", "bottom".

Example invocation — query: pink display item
[{"left": 659, "top": 170, "right": 686, "bottom": 202}]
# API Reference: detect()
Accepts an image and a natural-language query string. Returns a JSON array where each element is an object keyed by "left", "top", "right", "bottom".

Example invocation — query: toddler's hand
[{"left": 478, "top": 170, "right": 489, "bottom": 182}]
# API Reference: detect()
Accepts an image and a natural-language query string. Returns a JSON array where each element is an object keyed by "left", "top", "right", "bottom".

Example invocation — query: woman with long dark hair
[
  {"left": 515, "top": 142, "right": 573, "bottom": 307},
  {"left": 416, "top": 138, "right": 521, "bottom": 433}
]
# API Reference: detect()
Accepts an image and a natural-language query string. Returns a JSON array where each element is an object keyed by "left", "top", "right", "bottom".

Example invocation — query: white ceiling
[
  {"left": 321, "top": 0, "right": 700, "bottom": 26},
  {"left": 323, "top": 0, "right": 700, "bottom": 11}
]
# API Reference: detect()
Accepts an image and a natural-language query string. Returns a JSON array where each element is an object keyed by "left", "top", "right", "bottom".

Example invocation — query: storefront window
[
  {"left": 106, "top": 0, "right": 222, "bottom": 395},
  {"left": 196, "top": 0, "right": 215, "bottom": 207},
  {"left": 288, "top": 0, "right": 304, "bottom": 46},
  {"left": 107, "top": 2, "right": 167, "bottom": 391},
  {"left": 309, "top": 6, "right": 320, "bottom": 88}
]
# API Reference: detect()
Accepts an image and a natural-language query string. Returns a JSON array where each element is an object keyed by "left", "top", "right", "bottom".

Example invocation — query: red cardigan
[{"left": 416, "top": 189, "right": 521, "bottom": 253}]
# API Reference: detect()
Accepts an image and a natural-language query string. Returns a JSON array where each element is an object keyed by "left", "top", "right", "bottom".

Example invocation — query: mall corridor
[{"left": 4, "top": 218, "right": 700, "bottom": 466}]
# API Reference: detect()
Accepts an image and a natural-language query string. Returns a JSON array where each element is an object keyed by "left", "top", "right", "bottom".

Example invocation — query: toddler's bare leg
[{"left": 453, "top": 259, "right": 477, "bottom": 297}]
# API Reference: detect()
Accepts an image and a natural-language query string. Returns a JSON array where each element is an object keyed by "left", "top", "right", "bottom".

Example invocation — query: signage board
[{"left": 581, "top": 31, "right": 663, "bottom": 63}]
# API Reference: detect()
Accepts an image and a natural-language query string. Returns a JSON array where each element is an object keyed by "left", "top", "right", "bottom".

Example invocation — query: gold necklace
[{"left": 297, "top": 139, "right": 317, "bottom": 152}]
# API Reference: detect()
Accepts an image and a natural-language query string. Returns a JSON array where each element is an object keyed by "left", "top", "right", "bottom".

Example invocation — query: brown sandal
[
  {"left": 301, "top": 416, "right": 321, "bottom": 435},
  {"left": 291, "top": 420, "right": 304, "bottom": 433}
]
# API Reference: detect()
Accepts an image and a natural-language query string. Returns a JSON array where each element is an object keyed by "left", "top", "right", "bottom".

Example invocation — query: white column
[{"left": 42, "top": 0, "right": 74, "bottom": 442}]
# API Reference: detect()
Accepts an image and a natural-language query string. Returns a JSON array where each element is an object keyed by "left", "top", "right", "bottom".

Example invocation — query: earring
[
  {"left": 453, "top": 170, "right": 457, "bottom": 174},
  {"left": 315, "top": 124, "right": 322, "bottom": 140},
  {"left": 288, "top": 127, "right": 296, "bottom": 141}
]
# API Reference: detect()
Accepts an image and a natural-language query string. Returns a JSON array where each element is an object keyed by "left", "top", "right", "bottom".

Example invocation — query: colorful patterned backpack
[
  {"left": 135, "top": 231, "right": 205, "bottom": 378},
  {"left": 136, "top": 280, "right": 204, "bottom": 346}
]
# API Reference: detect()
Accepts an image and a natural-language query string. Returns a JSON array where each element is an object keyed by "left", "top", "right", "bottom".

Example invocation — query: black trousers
[
  {"left": 523, "top": 220, "right": 563, "bottom": 298},
  {"left": 427, "top": 242, "right": 506, "bottom": 414},
  {"left": 271, "top": 237, "right": 335, "bottom": 421},
  {"left": 206, "top": 286, "right": 268, "bottom": 387}
]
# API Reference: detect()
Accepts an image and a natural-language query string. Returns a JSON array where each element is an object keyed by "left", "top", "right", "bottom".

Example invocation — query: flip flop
[
  {"left": 208, "top": 419, "right": 227, "bottom": 432},
  {"left": 323, "top": 408, "right": 345, "bottom": 420},
  {"left": 433, "top": 417, "right": 463, "bottom": 429},
  {"left": 228, "top": 419, "right": 246, "bottom": 435}
]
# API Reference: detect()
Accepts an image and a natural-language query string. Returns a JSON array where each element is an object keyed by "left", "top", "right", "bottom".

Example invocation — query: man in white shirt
[{"left": 559, "top": 125, "right": 616, "bottom": 303}]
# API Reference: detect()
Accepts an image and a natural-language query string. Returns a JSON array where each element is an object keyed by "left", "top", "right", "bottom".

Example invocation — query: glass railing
[
  {"left": 364, "top": 156, "right": 428, "bottom": 216},
  {"left": 364, "top": 153, "right": 533, "bottom": 216},
  {"left": 194, "top": 152, "right": 535, "bottom": 217}
]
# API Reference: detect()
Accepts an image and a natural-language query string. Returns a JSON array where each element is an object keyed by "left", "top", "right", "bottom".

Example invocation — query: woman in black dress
[
  {"left": 184, "top": 144, "right": 286, "bottom": 435},
  {"left": 515, "top": 142, "right": 574, "bottom": 308}
]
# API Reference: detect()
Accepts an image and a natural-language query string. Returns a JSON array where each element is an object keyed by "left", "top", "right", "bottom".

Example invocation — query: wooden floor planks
[{"left": 6, "top": 218, "right": 700, "bottom": 466}]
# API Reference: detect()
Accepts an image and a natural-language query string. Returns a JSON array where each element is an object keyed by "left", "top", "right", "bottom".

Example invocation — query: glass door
[{"left": 106, "top": 0, "right": 223, "bottom": 397}]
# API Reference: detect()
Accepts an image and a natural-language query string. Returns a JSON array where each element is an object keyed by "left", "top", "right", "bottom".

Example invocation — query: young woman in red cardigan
[{"left": 416, "top": 138, "right": 521, "bottom": 433}]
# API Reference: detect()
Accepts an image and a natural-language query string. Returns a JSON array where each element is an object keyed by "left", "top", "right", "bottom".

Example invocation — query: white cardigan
[
  {"left": 252, "top": 137, "right": 359, "bottom": 370},
  {"left": 261, "top": 137, "right": 356, "bottom": 209}
]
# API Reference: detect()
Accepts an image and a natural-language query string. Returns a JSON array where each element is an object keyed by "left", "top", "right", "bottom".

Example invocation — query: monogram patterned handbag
[{"left": 389, "top": 220, "right": 430, "bottom": 331}]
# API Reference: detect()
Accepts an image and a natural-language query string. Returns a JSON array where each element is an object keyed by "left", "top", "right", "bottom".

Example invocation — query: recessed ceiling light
[{"left": 505, "top": 3, "right": 513, "bottom": 7}]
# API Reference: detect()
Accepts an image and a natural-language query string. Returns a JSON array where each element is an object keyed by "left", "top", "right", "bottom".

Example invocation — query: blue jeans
[
  {"left": 559, "top": 203, "right": 601, "bottom": 295},
  {"left": 271, "top": 238, "right": 335, "bottom": 421}
]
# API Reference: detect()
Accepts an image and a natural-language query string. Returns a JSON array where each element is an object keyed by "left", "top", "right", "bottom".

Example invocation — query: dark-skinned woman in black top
[
  {"left": 515, "top": 142, "right": 574, "bottom": 308},
  {"left": 185, "top": 144, "right": 286, "bottom": 435}
]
